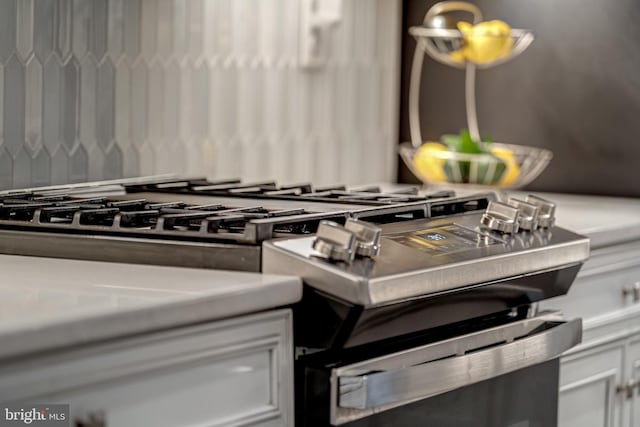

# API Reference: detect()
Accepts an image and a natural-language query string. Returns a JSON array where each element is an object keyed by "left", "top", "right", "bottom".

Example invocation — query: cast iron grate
[
  {"left": 0, "top": 193, "right": 352, "bottom": 244},
  {"left": 123, "top": 178, "right": 455, "bottom": 205}
]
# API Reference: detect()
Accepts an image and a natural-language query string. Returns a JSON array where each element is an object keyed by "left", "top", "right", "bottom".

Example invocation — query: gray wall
[{"left": 399, "top": 0, "right": 640, "bottom": 197}]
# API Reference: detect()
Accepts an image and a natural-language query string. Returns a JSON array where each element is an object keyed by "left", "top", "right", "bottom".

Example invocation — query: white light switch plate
[{"left": 299, "top": 0, "right": 343, "bottom": 69}]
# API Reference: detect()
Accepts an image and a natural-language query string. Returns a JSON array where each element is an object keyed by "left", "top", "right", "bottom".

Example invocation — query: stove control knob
[
  {"left": 480, "top": 201, "right": 520, "bottom": 234},
  {"left": 525, "top": 195, "right": 556, "bottom": 228},
  {"left": 345, "top": 219, "right": 382, "bottom": 257},
  {"left": 313, "top": 220, "right": 356, "bottom": 263},
  {"left": 508, "top": 198, "right": 539, "bottom": 231}
]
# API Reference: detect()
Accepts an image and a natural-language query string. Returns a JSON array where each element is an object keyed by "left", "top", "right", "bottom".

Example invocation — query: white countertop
[{"left": 0, "top": 255, "right": 301, "bottom": 360}]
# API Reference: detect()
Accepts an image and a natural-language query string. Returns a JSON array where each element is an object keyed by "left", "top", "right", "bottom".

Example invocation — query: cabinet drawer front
[
  {"left": 542, "top": 241, "right": 640, "bottom": 322},
  {"left": 554, "top": 263, "right": 640, "bottom": 320},
  {"left": 0, "top": 310, "right": 293, "bottom": 427},
  {"left": 57, "top": 345, "right": 280, "bottom": 427}
]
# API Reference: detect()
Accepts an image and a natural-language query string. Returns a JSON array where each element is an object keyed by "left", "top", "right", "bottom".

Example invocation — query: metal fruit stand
[{"left": 401, "top": 1, "right": 552, "bottom": 189}]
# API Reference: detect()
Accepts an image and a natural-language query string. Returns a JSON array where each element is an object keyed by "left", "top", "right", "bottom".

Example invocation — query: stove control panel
[{"left": 264, "top": 192, "right": 590, "bottom": 308}]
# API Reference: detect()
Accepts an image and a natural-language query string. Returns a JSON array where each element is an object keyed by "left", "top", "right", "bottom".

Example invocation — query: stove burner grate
[
  {"left": 0, "top": 193, "right": 351, "bottom": 244},
  {"left": 0, "top": 179, "right": 490, "bottom": 245},
  {"left": 124, "top": 178, "right": 455, "bottom": 204}
]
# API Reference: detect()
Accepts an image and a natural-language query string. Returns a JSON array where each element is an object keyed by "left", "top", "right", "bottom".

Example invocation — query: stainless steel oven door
[{"left": 330, "top": 311, "right": 581, "bottom": 426}]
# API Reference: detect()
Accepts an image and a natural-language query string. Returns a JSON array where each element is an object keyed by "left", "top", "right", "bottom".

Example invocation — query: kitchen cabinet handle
[
  {"left": 75, "top": 411, "right": 105, "bottom": 427},
  {"left": 616, "top": 381, "right": 637, "bottom": 399},
  {"left": 331, "top": 311, "right": 581, "bottom": 425},
  {"left": 622, "top": 282, "right": 640, "bottom": 303}
]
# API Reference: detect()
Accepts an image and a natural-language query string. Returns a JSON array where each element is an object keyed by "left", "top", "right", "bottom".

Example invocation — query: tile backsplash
[{"left": 0, "top": 0, "right": 401, "bottom": 189}]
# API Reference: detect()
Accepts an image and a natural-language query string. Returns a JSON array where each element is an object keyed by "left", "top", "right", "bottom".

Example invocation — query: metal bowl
[
  {"left": 408, "top": 26, "right": 534, "bottom": 69},
  {"left": 399, "top": 142, "right": 552, "bottom": 189}
]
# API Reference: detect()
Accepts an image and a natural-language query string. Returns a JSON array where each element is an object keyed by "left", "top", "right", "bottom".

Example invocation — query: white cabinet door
[
  {"left": 558, "top": 341, "right": 625, "bottom": 427},
  {"left": 626, "top": 337, "right": 640, "bottom": 427},
  {"left": 0, "top": 310, "right": 294, "bottom": 427}
]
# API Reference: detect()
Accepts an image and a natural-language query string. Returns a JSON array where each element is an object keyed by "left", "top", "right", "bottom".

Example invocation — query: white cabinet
[
  {"left": 543, "top": 241, "right": 640, "bottom": 323},
  {"left": 558, "top": 341, "right": 625, "bottom": 427},
  {"left": 543, "top": 240, "right": 640, "bottom": 427},
  {"left": 626, "top": 338, "right": 640, "bottom": 427},
  {"left": 0, "top": 309, "right": 294, "bottom": 427}
]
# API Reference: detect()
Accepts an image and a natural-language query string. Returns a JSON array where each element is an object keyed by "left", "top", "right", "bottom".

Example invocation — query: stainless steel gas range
[{"left": 0, "top": 177, "right": 589, "bottom": 427}]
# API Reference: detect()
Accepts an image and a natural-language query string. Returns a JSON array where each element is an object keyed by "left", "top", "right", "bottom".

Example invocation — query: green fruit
[
  {"left": 476, "top": 157, "right": 506, "bottom": 184},
  {"left": 439, "top": 130, "right": 507, "bottom": 184}
]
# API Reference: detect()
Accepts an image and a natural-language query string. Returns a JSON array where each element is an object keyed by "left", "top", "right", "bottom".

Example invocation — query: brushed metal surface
[
  {"left": 263, "top": 212, "right": 590, "bottom": 307},
  {"left": 330, "top": 311, "right": 582, "bottom": 425},
  {"left": 0, "top": 229, "right": 262, "bottom": 272}
]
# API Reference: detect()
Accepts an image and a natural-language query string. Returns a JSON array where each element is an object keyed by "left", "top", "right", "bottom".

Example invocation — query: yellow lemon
[
  {"left": 457, "top": 20, "right": 513, "bottom": 64},
  {"left": 491, "top": 147, "right": 520, "bottom": 187},
  {"left": 413, "top": 142, "right": 448, "bottom": 183},
  {"left": 449, "top": 49, "right": 465, "bottom": 63}
]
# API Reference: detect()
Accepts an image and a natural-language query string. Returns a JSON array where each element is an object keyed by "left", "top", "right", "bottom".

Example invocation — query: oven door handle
[{"left": 331, "top": 312, "right": 581, "bottom": 425}]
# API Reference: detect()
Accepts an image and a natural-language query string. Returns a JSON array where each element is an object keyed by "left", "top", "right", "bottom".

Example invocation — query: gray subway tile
[
  {"left": 78, "top": 55, "right": 97, "bottom": 147},
  {"left": 42, "top": 55, "right": 63, "bottom": 153},
  {"left": 186, "top": 0, "right": 204, "bottom": 60},
  {"left": 0, "top": 147, "right": 13, "bottom": 189},
  {"left": 192, "top": 61, "right": 209, "bottom": 139},
  {"left": 140, "top": 0, "right": 158, "bottom": 60},
  {"left": 123, "top": 0, "right": 141, "bottom": 59},
  {"left": 12, "top": 147, "right": 32, "bottom": 188},
  {"left": 33, "top": 0, "right": 55, "bottom": 62},
  {"left": 71, "top": 0, "right": 91, "bottom": 59},
  {"left": 122, "top": 143, "right": 139, "bottom": 177},
  {"left": 130, "top": 60, "right": 148, "bottom": 144},
  {"left": 0, "top": 1, "right": 17, "bottom": 62},
  {"left": 24, "top": 56, "right": 43, "bottom": 152},
  {"left": 16, "top": 0, "right": 33, "bottom": 60},
  {"left": 156, "top": 0, "right": 174, "bottom": 59},
  {"left": 55, "top": 0, "right": 72, "bottom": 61},
  {"left": 92, "top": 0, "right": 108, "bottom": 60},
  {"left": 173, "top": 1, "right": 188, "bottom": 58},
  {"left": 107, "top": 0, "right": 125, "bottom": 60},
  {"left": 96, "top": 58, "right": 115, "bottom": 150},
  {"left": 0, "top": 65, "right": 4, "bottom": 139},
  {"left": 50, "top": 146, "right": 69, "bottom": 184},
  {"left": 104, "top": 143, "right": 123, "bottom": 179},
  {"left": 31, "top": 146, "right": 51, "bottom": 186},
  {"left": 114, "top": 59, "right": 130, "bottom": 142},
  {"left": 87, "top": 145, "right": 103, "bottom": 181},
  {"left": 164, "top": 61, "right": 180, "bottom": 140},
  {"left": 69, "top": 144, "right": 88, "bottom": 182},
  {"left": 137, "top": 142, "right": 154, "bottom": 175},
  {"left": 61, "top": 57, "right": 79, "bottom": 147},
  {"left": 4, "top": 55, "right": 25, "bottom": 156},
  {"left": 147, "top": 61, "right": 164, "bottom": 139}
]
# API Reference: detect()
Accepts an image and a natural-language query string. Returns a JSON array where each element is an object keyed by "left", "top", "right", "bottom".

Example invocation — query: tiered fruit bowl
[
  {"left": 406, "top": 1, "right": 548, "bottom": 189},
  {"left": 399, "top": 141, "right": 552, "bottom": 190}
]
